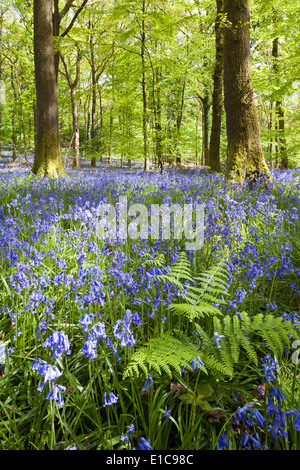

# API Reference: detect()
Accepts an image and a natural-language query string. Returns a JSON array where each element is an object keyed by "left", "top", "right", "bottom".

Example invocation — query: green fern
[
  {"left": 123, "top": 330, "right": 207, "bottom": 379},
  {"left": 152, "top": 251, "right": 195, "bottom": 295},
  {"left": 195, "top": 311, "right": 297, "bottom": 374},
  {"left": 125, "top": 252, "right": 297, "bottom": 383},
  {"left": 167, "top": 257, "right": 230, "bottom": 321}
]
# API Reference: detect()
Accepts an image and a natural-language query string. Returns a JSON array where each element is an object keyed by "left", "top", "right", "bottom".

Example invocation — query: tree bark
[
  {"left": 153, "top": 66, "right": 163, "bottom": 172},
  {"left": 223, "top": 0, "right": 269, "bottom": 182},
  {"left": 60, "top": 50, "right": 81, "bottom": 169},
  {"left": 200, "top": 86, "right": 210, "bottom": 167},
  {"left": 32, "top": 0, "right": 65, "bottom": 177},
  {"left": 209, "top": 0, "right": 223, "bottom": 173},
  {"left": 272, "top": 37, "right": 288, "bottom": 169},
  {"left": 174, "top": 79, "right": 186, "bottom": 168},
  {"left": 141, "top": 0, "right": 149, "bottom": 171},
  {"left": 90, "top": 26, "right": 97, "bottom": 167}
]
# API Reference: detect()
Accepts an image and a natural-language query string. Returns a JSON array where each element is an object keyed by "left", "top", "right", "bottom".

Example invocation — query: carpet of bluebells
[{"left": 1, "top": 166, "right": 300, "bottom": 450}]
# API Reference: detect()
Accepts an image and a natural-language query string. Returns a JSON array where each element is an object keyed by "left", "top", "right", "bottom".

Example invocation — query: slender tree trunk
[
  {"left": 153, "top": 66, "right": 163, "bottom": 172},
  {"left": 209, "top": 0, "right": 223, "bottom": 173},
  {"left": 32, "top": 0, "right": 65, "bottom": 177},
  {"left": 60, "top": 51, "right": 81, "bottom": 169},
  {"left": 141, "top": 0, "right": 149, "bottom": 171},
  {"left": 195, "top": 114, "right": 199, "bottom": 166},
  {"left": 268, "top": 101, "right": 273, "bottom": 168},
  {"left": 90, "top": 34, "right": 97, "bottom": 167},
  {"left": 0, "top": 8, "right": 5, "bottom": 158},
  {"left": 16, "top": 78, "right": 28, "bottom": 165},
  {"left": 174, "top": 79, "right": 186, "bottom": 168},
  {"left": 11, "top": 72, "right": 18, "bottom": 161},
  {"left": 0, "top": 64, "right": 2, "bottom": 158},
  {"left": 272, "top": 37, "right": 288, "bottom": 169},
  {"left": 223, "top": 0, "right": 269, "bottom": 182},
  {"left": 108, "top": 106, "right": 113, "bottom": 165},
  {"left": 71, "top": 88, "right": 80, "bottom": 169},
  {"left": 201, "top": 87, "right": 210, "bottom": 167},
  {"left": 99, "top": 88, "right": 104, "bottom": 163}
]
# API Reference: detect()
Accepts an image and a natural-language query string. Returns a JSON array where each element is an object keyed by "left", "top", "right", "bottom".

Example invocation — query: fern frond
[
  {"left": 166, "top": 257, "right": 230, "bottom": 322},
  {"left": 168, "top": 302, "right": 223, "bottom": 320},
  {"left": 195, "top": 311, "right": 297, "bottom": 373},
  {"left": 123, "top": 330, "right": 207, "bottom": 379}
]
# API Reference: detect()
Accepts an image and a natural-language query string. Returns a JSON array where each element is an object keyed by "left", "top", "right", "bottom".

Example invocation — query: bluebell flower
[
  {"left": 190, "top": 356, "right": 205, "bottom": 371},
  {"left": 132, "top": 312, "right": 142, "bottom": 326},
  {"left": 42, "top": 364, "right": 62, "bottom": 383},
  {"left": 0, "top": 343, "right": 6, "bottom": 362},
  {"left": 293, "top": 411, "right": 300, "bottom": 431},
  {"left": 266, "top": 394, "right": 276, "bottom": 415},
  {"left": 232, "top": 403, "right": 253, "bottom": 425},
  {"left": 43, "top": 330, "right": 71, "bottom": 359},
  {"left": 127, "top": 424, "right": 135, "bottom": 437},
  {"left": 161, "top": 406, "right": 171, "bottom": 419},
  {"left": 46, "top": 383, "right": 66, "bottom": 406},
  {"left": 113, "top": 314, "right": 136, "bottom": 348},
  {"left": 217, "top": 430, "right": 229, "bottom": 450},
  {"left": 90, "top": 322, "right": 106, "bottom": 341},
  {"left": 81, "top": 337, "right": 97, "bottom": 359},
  {"left": 261, "top": 355, "right": 277, "bottom": 382},
  {"left": 240, "top": 431, "right": 249, "bottom": 447},
  {"left": 271, "top": 386, "right": 285, "bottom": 404},
  {"left": 213, "top": 332, "right": 225, "bottom": 348},
  {"left": 253, "top": 408, "right": 266, "bottom": 429},
  {"left": 138, "top": 437, "right": 152, "bottom": 450},
  {"left": 103, "top": 391, "right": 119, "bottom": 407},
  {"left": 246, "top": 411, "right": 254, "bottom": 427},
  {"left": 249, "top": 433, "right": 261, "bottom": 450},
  {"left": 142, "top": 374, "right": 154, "bottom": 391},
  {"left": 265, "top": 301, "right": 277, "bottom": 310},
  {"left": 79, "top": 313, "right": 94, "bottom": 331}
]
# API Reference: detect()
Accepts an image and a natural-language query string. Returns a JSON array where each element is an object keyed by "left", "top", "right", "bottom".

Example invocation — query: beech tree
[
  {"left": 60, "top": 47, "right": 82, "bottom": 170},
  {"left": 32, "top": 0, "right": 65, "bottom": 177},
  {"left": 223, "top": 0, "right": 270, "bottom": 181},
  {"left": 1, "top": 0, "right": 300, "bottom": 172}
]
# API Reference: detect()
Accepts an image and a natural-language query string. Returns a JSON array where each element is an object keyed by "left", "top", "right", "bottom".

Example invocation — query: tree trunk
[
  {"left": 141, "top": 0, "right": 149, "bottom": 171},
  {"left": 174, "top": 79, "right": 186, "bottom": 168},
  {"left": 153, "top": 66, "right": 163, "bottom": 172},
  {"left": 272, "top": 37, "right": 288, "bottom": 169},
  {"left": 71, "top": 88, "right": 80, "bottom": 169},
  {"left": 90, "top": 32, "right": 97, "bottom": 168},
  {"left": 60, "top": 50, "right": 81, "bottom": 169},
  {"left": 223, "top": 0, "right": 269, "bottom": 182},
  {"left": 99, "top": 88, "right": 104, "bottom": 163},
  {"left": 201, "top": 86, "right": 210, "bottom": 167},
  {"left": 32, "top": 0, "right": 65, "bottom": 177},
  {"left": 209, "top": 0, "right": 223, "bottom": 173}
]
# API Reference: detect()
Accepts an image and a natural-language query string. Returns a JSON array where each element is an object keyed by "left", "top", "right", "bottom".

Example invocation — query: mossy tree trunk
[
  {"left": 32, "top": 0, "right": 66, "bottom": 177},
  {"left": 223, "top": 0, "right": 269, "bottom": 182}
]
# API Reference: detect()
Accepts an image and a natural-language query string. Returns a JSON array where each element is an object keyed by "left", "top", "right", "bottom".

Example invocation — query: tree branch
[
  {"left": 59, "top": 0, "right": 75, "bottom": 21},
  {"left": 60, "top": 0, "right": 89, "bottom": 37}
]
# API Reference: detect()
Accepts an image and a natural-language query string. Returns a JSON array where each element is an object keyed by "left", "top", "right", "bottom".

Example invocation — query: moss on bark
[{"left": 223, "top": 0, "right": 270, "bottom": 183}]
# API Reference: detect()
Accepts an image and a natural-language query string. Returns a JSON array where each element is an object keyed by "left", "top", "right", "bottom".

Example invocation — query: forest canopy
[{"left": 0, "top": 0, "right": 299, "bottom": 177}]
